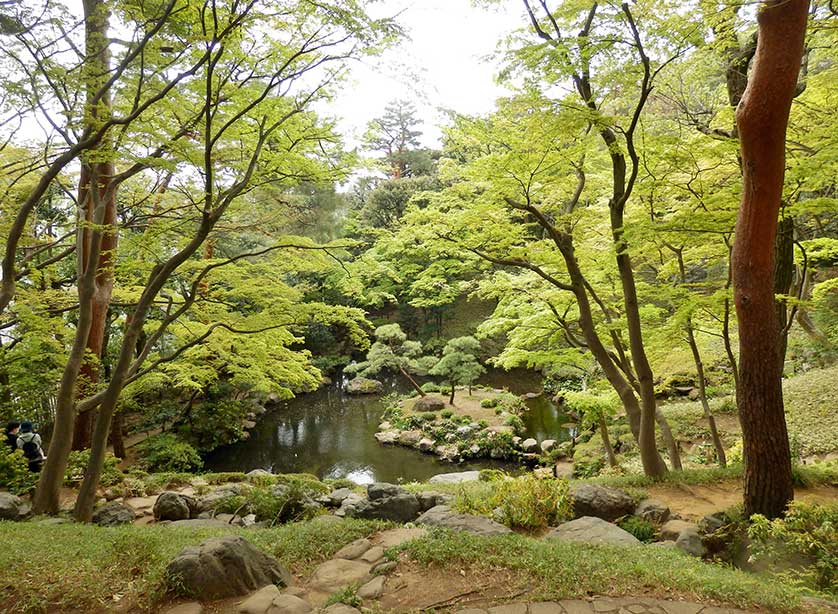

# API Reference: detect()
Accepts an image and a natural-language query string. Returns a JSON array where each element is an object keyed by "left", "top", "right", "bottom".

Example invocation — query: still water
[{"left": 205, "top": 370, "right": 573, "bottom": 484}]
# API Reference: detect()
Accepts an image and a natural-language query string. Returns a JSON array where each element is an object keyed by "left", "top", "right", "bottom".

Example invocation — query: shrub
[
  {"left": 420, "top": 412, "right": 437, "bottom": 422},
  {"left": 440, "top": 409, "right": 454, "bottom": 419},
  {"left": 216, "top": 482, "right": 321, "bottom": 524},
  {"left": 480, "top": 398, "right": 498, "bottom": 408},
  {"left": 187, "top": 396, "right": 249, "bottom": 451},
  {"left": 748, "top": 501, "right": 838, "bottom": 596},
  {"left": 572, "top": 438, "right": 606, "bottom": 478},
  {"left": 494, "top": 407, "right": 504, "bottom": 415},
  {"left": 136, "top": 433, "right": 203, "bottom": 473},
  {"left": 421, "top": 382, "right": 441, "bottom": 393},
  {"left": 456, "top": 475, "right": 572, "bottom": 530},
  {"left": 325, "top": 585, "right": 361, "bottom": 608},
  {"left": 477, "top": 419, "right": 489, "bottom": 428},
  {"left": 0, "top": 446, "right": 38, "bottom": 495},
  {"left": 503, "top": 414, "right": 524, "bottom": 433},
  {"left": 63, "top": 449, "right": 124, "bottom": 487},
  {"left": 618, "top": 516, "right": 655, "bottom": 543}
]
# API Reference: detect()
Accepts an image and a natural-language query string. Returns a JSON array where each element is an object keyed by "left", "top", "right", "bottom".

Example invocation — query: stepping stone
[
  {"left": 162, "top": 603, "right": 203, "bottom": 614},
  {"left": 454, "top": 610, "right": 488, "bottom": 614},
  {"left": 562, "top": 600, "right": 596, "bottom": 614},
  {"left": 488, "top": 605, "right": 528, "bottom": 614},
  {"left": 416, "top": 505, "right": 512, "bottom": 536},
  {"left": 308, "top": 559, "right": 371, "bottom": 593},
  {"left": 333, "top": 538, "right": 372, "bottom": 560},
  {"left": 357, "top": 576, "right": 385, "bottom": 599},
  {"left": 321, "top": 605, "right": 361, "bottom": 614},
  {"left": 429, "top": 470, "right": 481, "bottom": 484},
  {"left": 360, "top": 546, "right": 385, "bottom": 564},
  {"left": 239, "top": 584, "right": 281, "bottom": 613},
  {"left": 547, "top": 517, "right": 640, "bottom": 547},
  {"left": 529, "top": 602, "right": 565, "bottom": 614},
  {"left": 374, "top": 527, "right": 428, "bottom": 549},
  {"left": 266, "top": 594, "right": 312, "bottom": 614}
]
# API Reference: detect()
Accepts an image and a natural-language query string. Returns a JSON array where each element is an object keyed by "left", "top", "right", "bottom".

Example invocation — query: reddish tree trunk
[{"left": 732, "top": 0, "right": 809, "bottom": 520}]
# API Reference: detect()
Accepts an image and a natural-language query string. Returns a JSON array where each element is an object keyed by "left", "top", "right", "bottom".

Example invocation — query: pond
[{"left": 204, "top": 370, "right": 574, "bottom": 484}]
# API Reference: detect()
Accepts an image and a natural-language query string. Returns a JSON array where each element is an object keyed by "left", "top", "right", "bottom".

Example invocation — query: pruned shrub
[
  {"left": 64, "top": 449, "right": 124, "bottom": 486},
  {"left": 136, "top": 433, "right": 203, "bottom": 473}
]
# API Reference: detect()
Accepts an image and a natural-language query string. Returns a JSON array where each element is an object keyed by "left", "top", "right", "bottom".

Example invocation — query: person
[
  {"left": 4, "top": 421, "right": 20, "bottom": 453},
  {"left": 16, "top": 421, "right": 45, "bottom": 472}
]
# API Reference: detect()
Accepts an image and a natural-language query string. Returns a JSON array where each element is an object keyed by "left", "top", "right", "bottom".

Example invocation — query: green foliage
[
  {"left": 215, "top": 482, "right": 321, "bottom": 524},
  {"left": 617, "top": 516, "right": 655, "bottom": 543},
  {"left": 429, "top": 336, "right": 486, "bottom": 399},
  {"left": 184, "top": 392, "right": 249, "bottom": 452},
  {"left": 440, "top": 409, "right": 454, "bottom": 419},
  {"left": 783, "top": 366, "right": 838, "bottom": 456},
  {"left": 345, "top": 324, "right": 431, "bottom": 384},
  {"left": 480, "top": 398, "right": 498, "bottom": 408},
  {"left": 325, "top": 585, "right": 361, "bottom": 608},
  {"left": 749, "top": 502, "right": 838, "bottom": 596},
  {"left": 64, "top": 450, "right": 123, "bottom": 487},
  {"left": 455, "top": 475, "right": 572, "bottom": 530},
  {"left": 421, "top": 382, "right": 441, "bottom": 393},
  {"left": 0, "top": 446, "right": 38, "bottom": 495},
  {"left": 136, "top": 434, "right": 203, "bottom": 473}
]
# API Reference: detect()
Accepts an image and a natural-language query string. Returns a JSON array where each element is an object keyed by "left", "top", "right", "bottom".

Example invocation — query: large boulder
[
  {"left": 166, "top": 536, "right": 292, "bottom": 599},
  {"left": 346, "top": 493, "right": 422, "bottom": 523},
  {"left": 546, "top": 516, "right": 641, "bottom": 547},
  {"left": 92, "top": 502, "right": 136, "bottom": 527},
  {"left": 660, "top": 519, "right": 694, "bottom": 542},
  {"left": 367, "top": 482, "right": 402, "bottom": 500},
  {"left": 195, "top": 485, "right": 248, "bottom": 514},
  {"left": 675, "top": 526, "right": 707, "bottom": 558},
  {"left": 0, "top": 492, "right": 26, "bottom": 521},
  {"left": 416, "top": 505, "right": 512, "bottom": 536},
  {"left": 345, "top": 377, "right": 383, "bottom": 395},
  {"left": 413, "top": 396, "right": 445, "bottom": 412},
  {"left": 319, "top": 487, "right": 354, "bottom": 508},
  {"left": 428, "top": 470, "right": 481, "bottom": 484},
  {"left": 569, "top": 484, "right": 635, "bottom": 522},
  {"left": 521, "top": 438, "right": 539, "bottom": 453},
  {"left": 154, "top": 491, "right": 198, "bottom": 521}
]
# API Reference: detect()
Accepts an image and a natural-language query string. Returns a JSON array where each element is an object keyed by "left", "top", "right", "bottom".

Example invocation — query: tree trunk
[
  {"left": 598, "top": 415, "right": 618, "bottom": 467},
  {"left": 449, "top": 384, "right": 455, "bottom": 405},
  {"left": 774, "top": 215, "right": 795, "bottom": 366},
  {"left": 687, "top": 324, "right": 727, "bottom": 466},
  {"left": 732, "top": 0, "right": 808, "bottom": 520},
  {"left": 722, "top": 238, "right": 741, "bottom": 392},
  {"left": 398, "top": 366, "right": 425, "bottom": 397}
]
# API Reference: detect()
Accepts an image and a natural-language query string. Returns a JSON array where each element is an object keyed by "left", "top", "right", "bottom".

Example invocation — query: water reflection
[{"left": 205, "top": 371, "right": 574, "bottom": 483}]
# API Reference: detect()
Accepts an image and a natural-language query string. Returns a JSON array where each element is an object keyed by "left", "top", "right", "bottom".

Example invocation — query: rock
[
  {"left": 372, "top": 561, "right": 397, "bottom": 575},
  {"left": 345, "top": 377, "right": 383, "bottom": 395},
  {"left": 435, "top": 444, "right": 461, "bottom": 462},
  {"left": 415, "top": 491, "right": 451, "bottom": 512},
  {"left": 521, "top": 438, "right": 539, "bottom": 453},
  {"left": 309, "top": 559, "right": 371, "bottom": 593},
  {"left": 634, "top": 499, "right": 670, "bottom": 524},
  {"left": 375, "top": 527, "right": 428, "bottom": 549},
  {"left": 429, "top": 471, "right": 481, "bottom": 484},
  {"left": 552, "top": 462, "right": 574, "bottom": 480},
  {"left": 322, "top": 605, "right": 361, "bottom": 614},
  {"left": 0, "top": 492, "right": 26, "bottom": 520},
  {"left": 154, "top": 491, "right": 198, "bottom": 521},
  {"left": 553, "top": 441, "right": 574, "bottom": 458},
  {"left": 335, "top": 493, "right": 365, "bottom": 518},
  {"left": 540, "top": 439, "right": 557, "bottom": 453},
  {"left": 243, "top": 420, "right": 257, "bottom": 429},
  {"left": 397, "top": 430, "right": 422, "bottom": 446},
  {"left": 166, "top": 536, "right": 292, "bottom": 599},
  {"left": 417, "top": 438, "right": 435, "bottom": 452},
  {"left": 195, "top": 485, "right": 247, "bottom": 514},
  {"left": 522, "top": 392, "right": 541, "bottom": 400},
  {"left": 367, "top": 482, "right": 403, "bottom": 500},
  {"left": 651, "top": 540, "right": 678, "bottom": 549},
  {"left": 357, "top": 576, "right": 385, "bottom": 599},
  {"left": 569, "top": 484, "right": 635, "bottom": 522},
  {"left": 321, "top": 488, "right": 354, "bottom": 507},
  {"left": 238, "top": 584, "right": 281, "bottom": 613},
  {"left": 660, "top": 519, "right": 695, "bottom": 542},
  {"left": 125, "top": 495, "right": 156, "bottom": 513},
  {"left": 36, "top": 517, "right": 71, "bottom": 525},
  {"left": 676, "top": 527, "right": 707, "bottom": 557},
  {"left": 416, "top": 505, "right": 512, "bottom": 536},
  {"left": 456, "top": 425, "right": 474, "bottom": 438},
  {"left": 92, "top": 502, "right": 136, "bottom": 526},
  {"left": 162, "top": 603, "right": 204, "bottom": 614},
  {"left": 698, "top": 513, "right": 726, "bottom": 535},
  {"left": 374, "top": 431, "right": 399, "bottom": 445},
  {"left": 360, "top": 546, "right": 385, "bottom": 564},
  {"left": 546, "top": 516, "right": 640, "bottom": 547},
  {"left": 413, "top": 397, "right": 445, "bottom": 412},
  {"left": 246, "top": 469, "right": 272, "bottom": 478},
  {"left": 488, "top": 425, "right": 515, "bottom": 435},
  {"left": 347, "top": 493, "right": 422, "bottom": 523},
  {"left": 168, "top": 518, "right": 234, "bottom": 529},
  {"left": 333, "top": 538, "right": 372, "bottom": 560},
  {"left": 469, "top": 444, "right": 481, "bottom": 455}
]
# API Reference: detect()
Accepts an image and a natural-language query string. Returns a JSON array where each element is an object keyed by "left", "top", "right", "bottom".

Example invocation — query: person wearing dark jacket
[
  {"left": 16, "top": 421, "right": 45, "bottom": 472},
  {"left": 4, "top": 421, "right": 20, "bottom": 453}
]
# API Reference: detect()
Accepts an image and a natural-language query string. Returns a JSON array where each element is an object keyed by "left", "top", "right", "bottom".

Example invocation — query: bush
[
  {"left": 494, "top": 407, "right": 504, "bottom": 415},
  {"left": 63, "top": 449, "right": 124, "bottom": 487},
  {"left": 480, "top": 398, "right": 498, "bottom": 408},
  {"left": 136, "top": 433, "right": 203, "bottom": 473},
  {"left": 503, "top": 414, "right": 524, "bottom": 433},
  {"left": 216, "top": 482, "right": 321, "bottom": 524},
  {"left": 419, "top": 412, "right": 437, "bottom": 422},
  {"left": 421, "top": 382, "right": 441, "bottom": 393},
  {"left": 187, "top": 396, "right": 249, "bottom": 451},
  {"left": 618, "top": 516, "right": 655, "bottom": 543},
  {"left": 0, "top": 446, "right": 37, "bottom": 495},
  {"left": 748, "top": 501, "right": 838, "bottom": 596},
  {"left": 456, "top": 474, "right": 572, "bottom": 530},
  {"left": 440, "top": 409, "right": 454, "bottom": 419},
  {"left": 477, "top": 419, "right": 489, "bottom": 428}
]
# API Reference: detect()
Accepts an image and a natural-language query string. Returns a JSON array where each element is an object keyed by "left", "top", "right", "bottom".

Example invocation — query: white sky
[{"left": 330, "top": 0, "right": 525, "bottom": 149}]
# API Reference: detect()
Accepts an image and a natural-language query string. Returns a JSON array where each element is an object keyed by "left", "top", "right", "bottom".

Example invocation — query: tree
[
  {"left": 563, "top": 390, "right": 620, "bottom": 468},
  {"left": 364, "top": 100, "right": 434, "bottom": 179},
  {"left": 732, "top": 0, "right": 810, "bottom": 519},
  {"left": 345, "top": 324, "right": 431, "bottom": 396},
  {"left": 429, "top": 336, "right": 485, "bottom": 404}
]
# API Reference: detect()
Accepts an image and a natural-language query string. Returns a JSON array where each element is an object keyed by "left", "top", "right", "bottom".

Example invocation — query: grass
[
  {"left": 0, "top": 516, "right": 389, "bottom": 613},
  {"left": 399, "top": 528, "right": 808, "bottom": 612},
  {"left": 784, "top": 366, "right": 838, "bottom": 457}
]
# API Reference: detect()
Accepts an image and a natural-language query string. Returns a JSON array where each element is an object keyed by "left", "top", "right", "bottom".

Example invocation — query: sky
[{"left": 329, "top": 0, "right": 526, "bottom": 149}]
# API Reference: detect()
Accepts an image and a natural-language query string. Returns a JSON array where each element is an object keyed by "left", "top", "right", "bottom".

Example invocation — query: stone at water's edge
[
  {"left": 166, "top": 536, "right": 292, "bottom": 599},
  {"left": 521, "top": 438, "right": 539, "bottom": 453},
  {"left": 569, "top": 484, "right": 635, "bottom": 522},
  {"left": 154, "top": 491, "right": 198, "bottom": 521},
  {"left": 344, "top": 377, "right": 384, "bottom": 395},
  {"left": 546, "top": 516, "right": 640, "bottom": 547},
  {"left": 416, "top": 505, "right": 512, "bottom": 536},
  {"left": 92, "top": 501, "right": 136, "bottom": 526},
  {"left": 428, "top": 470, "right": 481, "bottom": 484}
]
